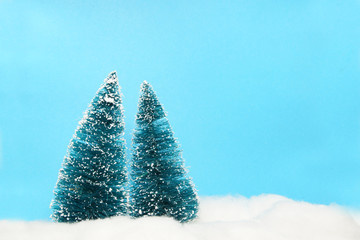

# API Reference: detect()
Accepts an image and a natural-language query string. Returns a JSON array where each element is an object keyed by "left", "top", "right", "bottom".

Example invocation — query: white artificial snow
[
  {"left": 1, "top": 194, "right": 360, "bottom": 240},
  {"left": 107, "top": 78, "right": 117, "bottom": 84},
  {"left": 104, "top": 95, "right": 115, "bottom": 103}
]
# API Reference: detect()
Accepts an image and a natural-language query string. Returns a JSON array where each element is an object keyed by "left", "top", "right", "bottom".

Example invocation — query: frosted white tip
[
  {"left": 141, "top": 81, "right": 152, "bottom": 91},
  {"left": 105, "top": 71, "right": 118, "bottom": 84}
]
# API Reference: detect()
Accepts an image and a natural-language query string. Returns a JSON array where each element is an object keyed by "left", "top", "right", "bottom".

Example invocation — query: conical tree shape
[
  {"left": 51, "top": 72, "right": 127, "bottom": 222},
  {"left": 129, "top": 81, "right": 199, "bottom": 223}
]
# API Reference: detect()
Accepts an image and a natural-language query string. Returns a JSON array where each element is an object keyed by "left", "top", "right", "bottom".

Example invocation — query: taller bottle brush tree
[
  {"left": 51, "top": 72, "right": 128, "bottom": 222},
  {"left": 129, "top": 81, "right": 199, "bottom": 223}
]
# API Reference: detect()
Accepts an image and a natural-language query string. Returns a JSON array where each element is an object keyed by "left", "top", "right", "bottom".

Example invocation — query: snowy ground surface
[{"left": 1, "top": 194, "right": 360, "bottom": 240}]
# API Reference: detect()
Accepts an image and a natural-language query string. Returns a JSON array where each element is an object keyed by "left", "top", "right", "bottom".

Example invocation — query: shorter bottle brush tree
[
  {"left": 129, "top": 81, "right": 199, "bottom": 223},
  {"left": 51, "top": 72, "right": 128, "bottom": 222}
]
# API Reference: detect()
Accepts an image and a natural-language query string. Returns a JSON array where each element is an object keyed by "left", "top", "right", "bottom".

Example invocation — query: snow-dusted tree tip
[
  {"left": 104, "top": 71, "right": 118, "bottom": 84},
  {"left": 51, "top": 72, "right": 127, "bottom": 223},
  {"left": 129, "top": 81, "right": 199, "bottom": 223}
]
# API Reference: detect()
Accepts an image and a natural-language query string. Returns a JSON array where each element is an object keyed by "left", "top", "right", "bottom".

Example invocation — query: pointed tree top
[
  {"left": 87, "top": 71, "right": 121, "bottom": 110},
  {"left": 137, "top": 81, "right": 166, "bottom": 123},
  {"left": 140, "top": 81, "right": 156, "bottom": 97},
  {"left": 140, "top": 81, "right": 157, "bottom": 96},
  {"left": 105, "top": 71, "right": 118, "bottom": 84},
  {"left": 140, "top": 80, "right": 151, "bottom": 90}
]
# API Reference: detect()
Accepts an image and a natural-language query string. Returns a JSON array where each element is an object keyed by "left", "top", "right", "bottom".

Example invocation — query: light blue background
[{"left": 0, "top": 0, "right": 360, "bottom": 220}]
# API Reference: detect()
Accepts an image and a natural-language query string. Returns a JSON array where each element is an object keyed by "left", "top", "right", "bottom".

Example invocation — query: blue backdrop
[{"left": 0, "top": 0, "right": 360, "bottom": 220}]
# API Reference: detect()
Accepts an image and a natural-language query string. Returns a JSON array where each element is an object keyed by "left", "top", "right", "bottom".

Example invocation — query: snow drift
[{"left": 1, "top": 194, "right": 359, "bottom": 240}]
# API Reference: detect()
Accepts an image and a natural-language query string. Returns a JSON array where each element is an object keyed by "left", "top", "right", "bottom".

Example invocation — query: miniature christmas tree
[
  {"left": 51, "top": 72, "right": 127, "bottom": 222},
  {"left": 129, "top": 81, "right": 199, "bottom": 223}
]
